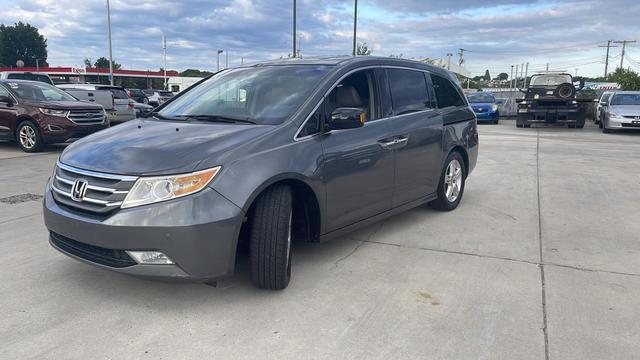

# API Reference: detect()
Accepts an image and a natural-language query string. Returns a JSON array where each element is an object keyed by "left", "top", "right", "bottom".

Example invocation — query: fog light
[
  {"left": 47, "top": 124, "right": 64, "bottom": 132},
  {"left": 126, "top": 251, "right": 174, "bottom": 265}
]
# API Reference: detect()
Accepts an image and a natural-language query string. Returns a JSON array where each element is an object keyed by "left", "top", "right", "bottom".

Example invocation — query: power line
[
  {"left": 613, "top": 40, "right": 637, "bottom": 69},
  {"left": 464, "top": 41, "right": 605, "bottom": 55}
]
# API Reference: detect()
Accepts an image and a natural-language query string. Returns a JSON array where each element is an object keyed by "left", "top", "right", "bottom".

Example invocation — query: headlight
[
  {"left": 39, "top": 108, "right": 69, "bottom": 117},
  {"left": 609, "top": 111, "right": 620, "bottom": 118},
  {"left": 491, "top": 104, "right": 498, "bottom": 112},
  {"left": 121, "top": 166, "right": 221, "bottom": 209}
]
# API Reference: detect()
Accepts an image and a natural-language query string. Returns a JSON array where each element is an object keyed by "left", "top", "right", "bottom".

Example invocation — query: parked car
[
  {"left": 132, "top": 101, "right": 153, "bottom": 117},
  {"left": 142, "top": 89, "right": 174, "bottom": 107},
  {"left": 599, "top": 91, "right": 640, "bottom": 133},
  {"left": 43, "top": 57, "right": 478, "bottom": 289},
  {"left": 127, "top": 88, "right": 148, "bottom": 104},
  {"left": 0, "top": 80, "right": 107, "bottom": 152},
  {"left": 0, "top": 71, "right": 54, "bottom": 85},
  {"left": 58, "top": 84, "right": 135, "bottom": 123},
  {"left": 595, "top": 90, "right": 615, "bottom": 124},
  {"left": 466, "top": 92, "right": 501, "bottom": 124}
]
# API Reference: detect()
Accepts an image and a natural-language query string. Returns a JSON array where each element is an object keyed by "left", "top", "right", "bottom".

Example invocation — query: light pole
[
  {"left": 217, "top": 50, "right": 223, "bottom": 72},
  {"left": 446, "top": 53, "right": 453, "bottom": 70},
  {"left": 162, "top": 34, "right": 167, "bottom": 90},
  {"left": 106, "top": 0, "right": 114, "bottom": 85},
  {"left": 292, "top": 0, "right": 297, "bottom": 58},
  {"left": 352, "top": 0, "right": 358, "bottom": 56}
]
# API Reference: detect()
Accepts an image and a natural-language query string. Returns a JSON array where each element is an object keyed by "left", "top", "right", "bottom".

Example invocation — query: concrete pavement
[{"left": 0, "top": 120, "right": 638, "bottom": 359}]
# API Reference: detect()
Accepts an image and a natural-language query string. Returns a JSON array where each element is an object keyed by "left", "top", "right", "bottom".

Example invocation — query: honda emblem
[{"left": 70, "top": 179, "right": 89, "bottom": 202}]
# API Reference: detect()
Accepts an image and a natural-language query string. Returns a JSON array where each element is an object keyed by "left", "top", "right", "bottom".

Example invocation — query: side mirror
[
  {"left": 0, "top": 96, "right": 13, "bottom": 106},
  {"left": 328, "top": 107, "right": 365, "bottom": 130}
]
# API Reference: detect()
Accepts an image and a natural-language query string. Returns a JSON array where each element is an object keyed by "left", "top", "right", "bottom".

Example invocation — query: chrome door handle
[{"left": 378, "top": 137, "right": 408, "bottom": 150}]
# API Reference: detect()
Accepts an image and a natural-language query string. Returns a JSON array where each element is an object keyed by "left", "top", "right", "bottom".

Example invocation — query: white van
[{"left": 0, "top": 71, "right": 54, "bottom": 85}]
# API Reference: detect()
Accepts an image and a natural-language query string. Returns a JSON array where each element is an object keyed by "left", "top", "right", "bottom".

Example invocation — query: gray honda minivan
[{"left": 43, "top": 56, "right": 478, "bottom": 289}]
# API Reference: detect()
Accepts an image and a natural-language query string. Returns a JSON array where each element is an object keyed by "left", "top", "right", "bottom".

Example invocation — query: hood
[
  {"left": 609, "top": 105, "right": 640, "bottom": 116},
  {"left": 29, "top": 100, "right": 104, "bottom": 110},
  {"left": 60, "top": 119, "right": 274, "bottom": 175},
  {"left": 470, "top": 102, "right": 495, "bottom": 111}
]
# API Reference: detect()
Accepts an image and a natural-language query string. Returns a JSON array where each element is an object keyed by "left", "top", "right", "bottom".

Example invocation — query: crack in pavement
[
  {"left": 537, "top": 128, "right": 550, "bottom": 360},
  {"left": 333, "top": 219, "right": 389, "bottom": 268},
  {"left": 0, "top": 212, "right": 41, "bottom": 226}
]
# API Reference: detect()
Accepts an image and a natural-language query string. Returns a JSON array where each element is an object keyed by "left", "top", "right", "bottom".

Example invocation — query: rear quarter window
[
  {"left": 387, "top": 69, "right": 430, "bottom": 115},
  {"left": 431, "top": 74, "right": 466, "bottom": 108}
]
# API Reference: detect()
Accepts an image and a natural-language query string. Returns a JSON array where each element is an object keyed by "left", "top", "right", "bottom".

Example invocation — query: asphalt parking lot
[{"left": 1, "top": 120, "right": 639, "bottom": 359}]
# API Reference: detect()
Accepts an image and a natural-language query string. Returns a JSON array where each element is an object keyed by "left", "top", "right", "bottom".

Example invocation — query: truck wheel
[
  {"left": 429, "top": 152, "right": 466, "bottom": 211},
  {"left": 516, "top": 124, "right": 524, "bottom": 128},
  {"left": 16, "top": 121, "right": 44, "bottom": 153},
  {"left": 524, "top": 124, "right": 531, "bottom": 128},
  {"left": 249, "top": 184, "right": 293, "bottom": 290}
]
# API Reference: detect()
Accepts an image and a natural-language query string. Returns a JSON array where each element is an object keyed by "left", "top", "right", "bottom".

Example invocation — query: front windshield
[
  {"left": 467, "top": 93, "right": 496, "bottom": 103},
  {"left": 158, "top": 65, "right": 332, "bottom": 125},
  {"left": 530, "top": 74, "right": 572, "bottom": 87},
  {"left": 610, "top": 93, "right": 640, "bottom": 106},
  {"left": 8, "top": 81, "right": 76, "bottom": 101}
]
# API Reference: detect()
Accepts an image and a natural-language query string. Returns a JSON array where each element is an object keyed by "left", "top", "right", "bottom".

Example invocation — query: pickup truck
[{"left": 58, "top": 84, "right": 135, "bottom": 123}]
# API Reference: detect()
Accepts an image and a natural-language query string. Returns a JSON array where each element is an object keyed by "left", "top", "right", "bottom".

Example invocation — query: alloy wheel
[
  {"left": 19, "top": 125, "right": 37, "bottom": 149},
  {"left": 444, "top": 159, "right": 463, "bottom": 203}
]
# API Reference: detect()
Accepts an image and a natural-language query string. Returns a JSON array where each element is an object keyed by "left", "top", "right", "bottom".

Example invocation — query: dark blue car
[{"left": 467, "top": 92, "right": 501, "bottom": 124}]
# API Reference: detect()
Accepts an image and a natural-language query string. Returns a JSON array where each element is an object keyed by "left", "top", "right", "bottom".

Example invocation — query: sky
[{"left": 1, "top": 0, "right": 639, "bottom": 77}]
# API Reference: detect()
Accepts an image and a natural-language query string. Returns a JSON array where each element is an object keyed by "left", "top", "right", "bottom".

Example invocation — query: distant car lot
[{"left": 1, "top": 120, "right": 639, "bottom": 359}]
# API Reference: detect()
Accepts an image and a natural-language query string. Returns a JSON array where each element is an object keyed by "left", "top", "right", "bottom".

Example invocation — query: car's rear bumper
[{"left": 43, "top": 182, "right": 244, "bottom": 282}]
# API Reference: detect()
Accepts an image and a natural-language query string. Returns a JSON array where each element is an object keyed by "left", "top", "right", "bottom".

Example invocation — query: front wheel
[
  {"left": 429, "top": 152, "right": 466, "bottom": 211},
  {"left": 17, "top": 121, "right": 44, "bottom": 152},
  {"left": 249, "top": 184, "right": 293, "bottom": 290}
]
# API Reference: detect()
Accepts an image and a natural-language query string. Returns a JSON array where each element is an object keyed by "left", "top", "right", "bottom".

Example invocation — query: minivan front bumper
[{"left": 43, "top": 182, "right": 244, "bottom": 282}]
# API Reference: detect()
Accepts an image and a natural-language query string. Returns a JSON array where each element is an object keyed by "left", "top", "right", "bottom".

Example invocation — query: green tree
[
  {"left": 608, "top": 67, "right": 640, "bottom": 90},
  {"left": 83, "top": 58, "right": 93, "bottom": 68},
  {"left": 484, "top": 69, "right": 491, "bottom": 81},
  {"left": 495, "top": 72, "right": 509, "bottom": 81},
  {"left": 0, "top": 22, "right": 47, "bottom": 67},
  {"left": 94, "top": 56, "right": 121, "bottom": 70},
  {"left": 180, "top": 68, "right": 213, "bottom": 77},
  {"left": 356, "top": 42, "right": 372, "bottom": 56}
]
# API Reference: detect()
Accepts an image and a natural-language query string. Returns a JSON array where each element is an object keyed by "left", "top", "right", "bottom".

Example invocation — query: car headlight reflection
[
  {"left": 492, "top": 104, "right": 498, "bottom": 112},
  {"left": 121, "top": 166, "right": 221, "bottom": 208}
]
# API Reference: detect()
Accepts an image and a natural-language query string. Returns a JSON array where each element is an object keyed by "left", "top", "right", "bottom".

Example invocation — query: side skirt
[{"left": 318, "top": 193, "right": 438, "bottom": 243}]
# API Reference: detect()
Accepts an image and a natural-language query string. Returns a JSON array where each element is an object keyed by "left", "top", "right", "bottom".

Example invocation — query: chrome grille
[
  {"left": 51, "top": 162, "right": 137, "bottom": 214},
  {"left": 67, "top": 109, "right": 106, "bottom": 125}
]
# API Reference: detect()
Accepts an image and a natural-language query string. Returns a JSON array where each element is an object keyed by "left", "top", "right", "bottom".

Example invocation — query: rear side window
[
  {"left": 387, "top": 69, "right": 430, "bottom": 115},
  {"left": 431, "top": 74, "right": 466, "bottom": 108},
  {"left": 105, "top": 88, "right": 129, "bottom": 99},
  {"left": 7, "top": 73, "right": 52, "bottom": 84}
]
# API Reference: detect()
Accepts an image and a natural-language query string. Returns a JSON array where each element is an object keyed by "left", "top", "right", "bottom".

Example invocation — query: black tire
[
  {"left": 576, "top": 124, "right": 584, "bottom": 129},
  {"left": 493, "top": 118, "right": 499, "bottom": 125},
  {"left": 429, "top": 152, "right": 466, "bottom": 211},
  {"left": 524, "top": 124, "right": 531, "bottom": 128},
  {"left": 516, "top": 124, "right": 524, "bottom": 128},
  {"left": 249, "top": 184, "right": 293, "bottom": 290},
  {"left": 554, "top": 83, "right": 576, "bottom": 99},
  {"left": 602, "top": 118, "right": 612, "bottom": 133},
  {"left": 16, "top": 121, "right": 44, "bottom": 152},
  {"left": 568, "top": 124, "right": 576, "bottom": 129}
]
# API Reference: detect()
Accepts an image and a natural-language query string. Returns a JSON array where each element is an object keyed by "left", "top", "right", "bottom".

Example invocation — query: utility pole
[
  {"left": 510, "top": 65, "right": 514, "bottom": 89},
  {"left": 458, "top": 48, "right": 465, "bottom": 66},
  {"left": 106, "top": 0, "right": 114, "bottom": 85},
  {"left": 162, "top": 34, "right": 167, "bottom": 90},
  {"left": 614, "top": 40, "right": 637, "bottom": 70},
  {"left": 352, "top": 0, "right": 358, "bottom": 56},
  {"left": 446, "top": 53, "right": 453, "bottom": 70},
  {"left": 524, "top": 62, "right": 529, "bottom": 88},
  {"left": 36, "top": 59, "right": 40, "bottom": 71},
  {"left": 225, "top": 51, "right": 229, "bottom": 69},
  {"left": 545, "top": 63, "right": 549, "bottom": 72},
  {"left": 599, "top": 40, "right": 617, "bottom": 79},
  {"left": 292, "top": 0, "right": 297, "bottom": 58},
  {"left": 515, "top": 64, "right": 519, "bottom": 88}
]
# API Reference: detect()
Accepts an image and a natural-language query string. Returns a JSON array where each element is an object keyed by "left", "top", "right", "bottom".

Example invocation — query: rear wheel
[
  {"left": 429, "top": 152, "right": 466, "bottom": 211},
  {"left": 249, "top": 184, "right": 293, "bottom": 290},
  {"left": 16, "top": 121, "right": 44, "bottom": 153}
]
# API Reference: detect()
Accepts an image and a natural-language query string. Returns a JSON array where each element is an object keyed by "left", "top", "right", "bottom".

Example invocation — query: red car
[{"left": 0, "top": 80, "right": 108, "bottom": 152}]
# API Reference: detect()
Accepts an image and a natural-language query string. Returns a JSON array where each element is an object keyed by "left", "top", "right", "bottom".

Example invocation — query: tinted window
[
  {"left": 611, "top": 94, "right": 640, "bottom": 106},
  {"left": 6, "top": 73, "right": 52, "bottom": 84},
  {"left": 387, "top": 69, "right": 429, "bottom": 115},
  {"left": 99, "top": 87, "right": 129, "bottom": 99},
  {"left": 431, "top": 74, "right": 465, "bottom": 108}
]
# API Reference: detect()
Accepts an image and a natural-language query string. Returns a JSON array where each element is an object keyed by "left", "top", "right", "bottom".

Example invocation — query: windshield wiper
[
  {"left": 175, "top": 114, "right": 257, "bottom": 125},
  {"left": 149, "top": 112, "right": 184, "bottom": 121}
]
